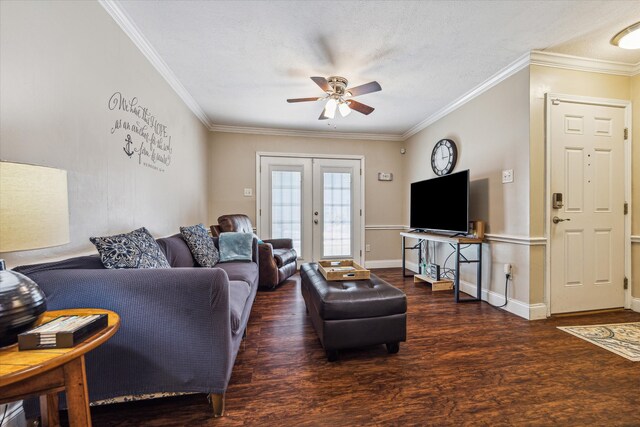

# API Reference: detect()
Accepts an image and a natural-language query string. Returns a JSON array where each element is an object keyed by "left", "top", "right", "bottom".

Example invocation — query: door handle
[{"left": 552, "top": 216, "right": 571, "bottom": 224}]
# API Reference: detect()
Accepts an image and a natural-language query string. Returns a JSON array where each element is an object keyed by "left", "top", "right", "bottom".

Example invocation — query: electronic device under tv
[{"left": 410, "top": 169, "right": 469, "bottom": 234}]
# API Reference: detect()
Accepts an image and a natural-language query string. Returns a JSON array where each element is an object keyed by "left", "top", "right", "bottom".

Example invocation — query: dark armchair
[{"left": 211, "top": 214, "right": 297, "bottom": 290}]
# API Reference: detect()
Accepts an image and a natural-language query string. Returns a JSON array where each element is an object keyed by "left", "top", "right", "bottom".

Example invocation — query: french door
[{"left": 258, "top": 155, "right": 363, "bottom": 264}]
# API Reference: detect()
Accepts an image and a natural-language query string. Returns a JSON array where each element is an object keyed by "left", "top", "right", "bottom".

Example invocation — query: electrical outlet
[
  {"left": 243, "top": 188, "right": 253, "bottom": 197},
  {"left": 502, "top": 169, "right": 514, "bottom": 184},
  {"left": 365, "top": 244, "right": 371, "bottom": 252}
]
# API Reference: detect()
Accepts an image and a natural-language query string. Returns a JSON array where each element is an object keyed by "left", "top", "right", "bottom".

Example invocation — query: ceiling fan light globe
[
  {"left": 323, "top": 98, "right": 337, "bottom": 119},
  {"left": 338, "top": 102, "right": 352, "bottom": 117}
]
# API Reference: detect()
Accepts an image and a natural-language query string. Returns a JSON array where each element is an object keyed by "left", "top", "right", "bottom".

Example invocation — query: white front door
[
  {"left": 549, "top": 98, "right": 626, "bottom": 314},
  {"left": 259, "top": 155, "right": 363, "bottom": 264}
]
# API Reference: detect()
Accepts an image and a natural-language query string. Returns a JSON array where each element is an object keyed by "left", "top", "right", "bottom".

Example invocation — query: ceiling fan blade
[
  {"left": 318, "top": 111, "right": 330, "bottom": 120},
  {"left": 310, "top": 76, "right": 331, "bottom": 92},
  {"left": 347, "top": 100, "right": 375, "bottom": 115},
  {"left": 347, "top": 81, "right": 381, "bottom": 97},
  {"left": 287, "top": 97, "right": 322, "bottom": 103}
]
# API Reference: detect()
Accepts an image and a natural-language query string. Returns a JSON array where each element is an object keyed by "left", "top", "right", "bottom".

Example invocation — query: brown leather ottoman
[{"left": 300, "top": 263, "right": 407, "bottom": 361}]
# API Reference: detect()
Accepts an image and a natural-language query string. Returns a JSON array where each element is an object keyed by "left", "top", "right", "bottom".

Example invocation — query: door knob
[
  {"left": 552, "top": 216, "right": 571, "bottom": 224},
  {"left": 314, "top": 219, "right": 318, "bottom": 224}
]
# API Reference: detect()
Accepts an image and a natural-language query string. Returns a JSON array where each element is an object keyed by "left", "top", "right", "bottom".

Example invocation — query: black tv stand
[{"left": 400, "top": 231, "right": 483, "bottom": 303}]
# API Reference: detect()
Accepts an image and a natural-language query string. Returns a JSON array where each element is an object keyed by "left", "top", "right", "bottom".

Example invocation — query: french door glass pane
[
  {"left": 323, "top": 172, "right": 351, "bottom": 257},
  {"left": 271, "top": 170, "right": 301, "bottom": 255}
]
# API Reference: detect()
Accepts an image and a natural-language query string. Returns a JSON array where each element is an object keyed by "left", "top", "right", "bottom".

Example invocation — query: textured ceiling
[{"left": 114, "top": 0, "right": 640, "bottom": 137}]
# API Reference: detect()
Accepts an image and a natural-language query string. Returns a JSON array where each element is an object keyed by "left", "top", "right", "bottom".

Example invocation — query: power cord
[
  {"left": 487, "top": 273, "right": 511, "bottom": 309},
  {"left": 0, "top": 403, "right": 8, "bottom": 427}
]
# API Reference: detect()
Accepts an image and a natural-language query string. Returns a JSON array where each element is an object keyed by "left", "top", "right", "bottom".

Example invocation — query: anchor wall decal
[{"left": 123, "top": 134, "right": 134, "bottom": 157}]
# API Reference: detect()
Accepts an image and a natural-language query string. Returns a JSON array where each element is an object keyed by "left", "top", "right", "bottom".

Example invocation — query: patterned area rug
[{"left": 558, "top": 322, "right": 640, "bottom": 361}]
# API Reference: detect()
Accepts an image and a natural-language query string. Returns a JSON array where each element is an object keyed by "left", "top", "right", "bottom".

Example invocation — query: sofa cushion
[
  {"left": 156, "top": 234, "right": 197, "bottom": 268},
  {"left": 179, "top": 224, "right": 220, "bottom": 267},
  {"left": 90, "top": 227, "right": 171, "bottom": 269},
  {"left": 273, "top": 248, "right": 297, "bottom": 267},
  {"left": 229, "top": 280, "right": 251, "bottom": 335},
  {"left": 215, "top": 261, "right": 259, "bottom": 288},
  {"left": 219, "top": 232, "right": 253, "bottom": 262}
]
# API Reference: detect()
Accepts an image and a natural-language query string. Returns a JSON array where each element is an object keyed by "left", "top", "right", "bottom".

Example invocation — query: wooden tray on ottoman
[{"left": 317, "top": 260, "right": 370, "bottom": 281}]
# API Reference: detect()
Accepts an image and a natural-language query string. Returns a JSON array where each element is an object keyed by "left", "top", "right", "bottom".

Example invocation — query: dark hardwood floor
[{"left": 72, "top": 269, "right": 640, "bottom": 426}]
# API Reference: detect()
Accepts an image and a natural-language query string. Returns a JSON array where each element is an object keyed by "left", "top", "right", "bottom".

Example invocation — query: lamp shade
[
  {"left": 0, "top": 161, "right": 69, "bottom": 347},
  {"left": 0, "top": 161, "right": 70, "bottom": 252}
]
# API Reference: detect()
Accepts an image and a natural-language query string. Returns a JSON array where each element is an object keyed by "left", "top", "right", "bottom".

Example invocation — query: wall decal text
[{"left": 108, "top": 92, "right": 173, "bottom": 172}]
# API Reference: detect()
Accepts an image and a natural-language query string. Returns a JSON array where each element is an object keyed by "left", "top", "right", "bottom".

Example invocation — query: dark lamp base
[{"left": 0, "top": 269, "right": 47, "bottom": 347}]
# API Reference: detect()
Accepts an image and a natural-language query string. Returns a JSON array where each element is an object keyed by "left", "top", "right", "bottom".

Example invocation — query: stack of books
[{"left": 18, "top": 314, "right": 108, "bottom": 350}]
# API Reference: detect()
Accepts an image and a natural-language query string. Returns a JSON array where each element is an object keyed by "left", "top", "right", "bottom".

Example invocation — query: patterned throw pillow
[
  {"left": 179, "top": 224, "right": 220, "bottom": 267},
  {"left": 90, "top": 227, "right": 171, "bottom": 269}
]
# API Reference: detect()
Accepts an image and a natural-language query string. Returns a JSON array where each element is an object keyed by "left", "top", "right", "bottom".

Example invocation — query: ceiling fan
[{"left": 287, "top": 76, "right": 381, "bottom": 120}]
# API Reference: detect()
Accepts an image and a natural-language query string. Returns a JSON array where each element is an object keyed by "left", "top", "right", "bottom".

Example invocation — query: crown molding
[
  {"left": 210, "top": 124, "right": 404, "bottom": 141},
  {"left": 401, "top": 51, "right": 639, "bottom": 140},
  {"left": 98, "top": 0, "right": 213, "bottom": 130},
  {"left": 530, "top": 50, "right": 639, "bottom": 76},
  {"left": 96, "top": 5, "right": 640, "bottom": 142},
  {"left": 402, "top": 52, "right": 531, "bottom": 140}
]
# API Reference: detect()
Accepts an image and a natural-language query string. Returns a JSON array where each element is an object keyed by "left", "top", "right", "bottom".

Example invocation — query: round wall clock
[{"left": 431, "top": 138, "right": 458, "bottom": 176}]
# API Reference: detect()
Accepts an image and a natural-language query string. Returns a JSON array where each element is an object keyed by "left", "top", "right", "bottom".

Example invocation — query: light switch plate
[
  {"left": 502, "top": 169, "right": 514, "bottom": 183},
  {"left": 243, "top": 188, "right": 253, "bottom": 197},
  {"left": 377, "top": 172, "right": 393, "bottom": 181}
]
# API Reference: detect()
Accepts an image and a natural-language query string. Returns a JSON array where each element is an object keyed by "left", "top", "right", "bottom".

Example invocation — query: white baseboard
[
  {"left": 365, "top": 262, "right": 549, "bottom": 320},
  {"left": 632, "top": 297, "right": 640, "bottom": 313},
  {"left": 528, "top": 303, "right": 549, "bottom": 320},
  {"left": 405, "top": 261, "right": 419, "bottom": 273},
  {"left": 459, "top": 280, "right": 547, "bottom": 320},
  {"left": 364, "top": 259, "right": 402, "bottom": 269}
]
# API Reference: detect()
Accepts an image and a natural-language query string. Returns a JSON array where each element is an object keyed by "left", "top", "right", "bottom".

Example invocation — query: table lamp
[{"left": 0, "top": 161, "right": 70, "bottom": 346}]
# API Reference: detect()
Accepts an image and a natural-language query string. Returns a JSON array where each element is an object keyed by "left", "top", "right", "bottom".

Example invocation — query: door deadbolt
[
  {"left": 314, "top": 211, "right": 319, "bottom": 216},
  {"left": 552, "top": 193, "right": 563, "bottom": 209},
  {"left": 552, "top": 216, "right": 570, "bottom": 224}
]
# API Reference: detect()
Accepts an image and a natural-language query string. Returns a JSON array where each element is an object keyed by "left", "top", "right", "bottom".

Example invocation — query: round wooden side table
[{"left": 0, "top": 309, "right": 120, "bottom": 427}]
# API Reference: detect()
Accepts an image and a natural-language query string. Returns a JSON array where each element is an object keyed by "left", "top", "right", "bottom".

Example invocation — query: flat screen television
[{"left": 410, "top": 169, "right": 469, "bottom": 234}]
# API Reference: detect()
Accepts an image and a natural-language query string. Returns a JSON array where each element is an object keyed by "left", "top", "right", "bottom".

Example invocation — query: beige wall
[
  {"left": 0, "top": 1, "right": 209, "bottom": 267},
  {"left": 529, "top": 65, "right": 635, "bottom": 304},
  {"left": 403, "top": 68, "right": 532, "bottom": 304},
  {"left": 208, "top": 132, "right": 404, "bottom": 262},
  {"left": 404, "top": 68, "right": 531, "bottom": 235}
]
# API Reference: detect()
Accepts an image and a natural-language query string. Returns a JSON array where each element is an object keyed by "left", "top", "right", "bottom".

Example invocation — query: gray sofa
[{"left": 15, "top": 233, "right": 258, "bottom": 417}]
